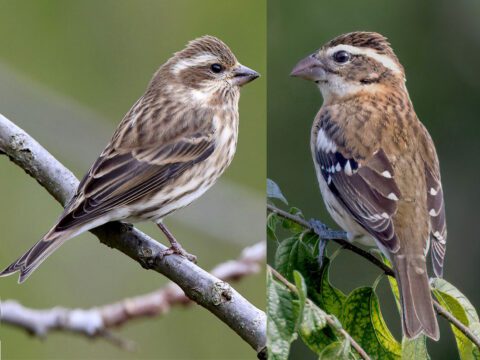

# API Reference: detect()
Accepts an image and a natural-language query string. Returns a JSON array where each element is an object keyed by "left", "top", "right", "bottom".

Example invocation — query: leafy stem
[
  {"left": 269, "top": 266, "right": 371, "bottom": 360},
  {"left": 267, "top": 202, "right": 480, "bottom": 350}
]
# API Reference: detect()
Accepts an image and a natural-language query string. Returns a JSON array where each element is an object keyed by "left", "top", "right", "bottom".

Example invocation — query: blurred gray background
[
  {"left": 0, "top": 0, "right": 265, "bottom": 359},
  {"left": 268, "top": 0, "right": 480, "bottom": 358}
]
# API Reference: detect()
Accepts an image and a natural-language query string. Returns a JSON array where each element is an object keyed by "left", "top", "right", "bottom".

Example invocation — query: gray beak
[
  {"left": 232, "top": 64, "right": 260, "bottom": 86},
  {"left": 290, "top": 54, "right": 326, "bottom": 82}
]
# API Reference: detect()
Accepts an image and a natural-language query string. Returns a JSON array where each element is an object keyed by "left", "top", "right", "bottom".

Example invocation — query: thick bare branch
[
  {"left": 0, "top": 113, "right": 266, "bottom": 354},
  {"left": 1, "top": 242, "right": 265, "bottom": 350}
]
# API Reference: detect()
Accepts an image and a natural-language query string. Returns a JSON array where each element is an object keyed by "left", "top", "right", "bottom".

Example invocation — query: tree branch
[
  {"left": 0, "top": 113, "right": 266, "bottom": 354},
  {"left": 269, "top": 266, "right": 371, "bottom": 360},
  {"left": 267, "top": 202, "right": 480, "bottom": 350},
  {"left": 1, "top": 242, "right": 265, "bottom": 350}
]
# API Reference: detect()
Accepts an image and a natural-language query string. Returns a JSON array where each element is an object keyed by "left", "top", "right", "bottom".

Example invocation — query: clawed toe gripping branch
[{"left": 0, "top": 114, "right": 266, "bottom": 356}]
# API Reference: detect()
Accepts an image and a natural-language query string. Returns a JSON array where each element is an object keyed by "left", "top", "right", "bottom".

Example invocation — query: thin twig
[
  {"left": 268, "top": 202, "right": 480, "bottom": 350},
  {"left": 0, "top": 113, "right": 266, "bottom": 354},
  {"left": 432, "top": 302, "right": 478, "bottom": 343},
  {"left": 269, "top": 266, "right": 371, "bottom": 360}
]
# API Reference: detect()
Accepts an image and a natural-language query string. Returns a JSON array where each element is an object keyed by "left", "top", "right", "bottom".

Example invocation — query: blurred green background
[
  {"left": 0, "top": 0, "right": 265, "bottom": 359},
  {"left": 268, "top": 0, "right": 480, "bottom": 358}
]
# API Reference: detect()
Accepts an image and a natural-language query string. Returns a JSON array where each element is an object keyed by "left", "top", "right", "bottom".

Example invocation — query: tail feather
[
  {"left": 394, "top": 254, "right": 440, "bottom": 340},
  {"left": 0, "top": 231, "right": 70, "bottom": 283}
]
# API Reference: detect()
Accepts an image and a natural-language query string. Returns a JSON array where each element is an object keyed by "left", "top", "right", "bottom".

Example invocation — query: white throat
[{"left": 317, "top": 75, "right": 365, "bottom": 102}]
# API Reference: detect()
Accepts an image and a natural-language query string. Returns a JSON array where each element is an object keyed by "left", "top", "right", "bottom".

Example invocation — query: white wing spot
[
  {"left": 316, "top": 129, "right": 337, "bottom": 153},
  {"left": 429, "top": 187, "right": 438, "bottom": 196},
  {"left": 429, "top": 209, "right": 438, "bottom": 216},
  {"left": 387, "top": 192, "right": 399, "bottom": 201},
  {"left": 381, "top": 170, "right": 392, "bottom": 178},
  {"left": 381, "top": 212, "right": 389, "bottom": 219},
  {"left": 344, "top": 160, "right": 352, "bottom": 175},
  {"left": 335, "top": 163, "right": 341, "bottom": 172},
  {"left": 327, "top": 175, "right": 332, "bottom": 185},
  {"left": 433, "top": 231, "right": 446, "bottom": 243}
]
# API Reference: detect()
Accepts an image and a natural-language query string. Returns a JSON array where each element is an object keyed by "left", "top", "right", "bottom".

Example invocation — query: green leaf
[
  {"left": 380, "top": 255, "right": 401, "bottom": 311},
  {"left": 293, "top": 270, "right": 338, "bottom": 354},
  {"left": 267, "top": 178, "right": 288, "bottom": 204},
  {"left": 267, "top": 212, "right": 279, "bottom": 241},
  {"left": 402, "top": 336, "right": 431, "bottom": 360},
  {"left": 342, "top": 287, "right": 401, "bottom": 359},
  {"left": 293, "top": 270, "right": 307, "bottom": 331},
  {"left": 280, "top": 207, "right": 305, "bottom": 233},
  {"left": 432, "top": 278, "right": 480, "bottom": 360},
  {"left": 311, "top": 257, "right": 346, "bottom": 319},
  {"left": 274, "top": 236, "right": 297, "bottom": 280},
  {"left": 301, "top": 230, "right": 321, "bottom": 254},
  {"left": 318, "top": 340, "right": 352, "bottom": 360},
  {"left": 299, "top": 301, "right": 330, "bottom": 354},
  {"left": 432, "top": 278, "right": 479, "bottom": 325},
  {"left": 274, "top": 235, "right": 319, "bottom": 283},
  {"left": 267, "top": 270, "right": 298, "bottom": 360},
  {"left": 294, "top": 270, "right": 308, "bottom": 305},
  {"left": 293, "top": 270, "right": 332, "bottom": 354}
]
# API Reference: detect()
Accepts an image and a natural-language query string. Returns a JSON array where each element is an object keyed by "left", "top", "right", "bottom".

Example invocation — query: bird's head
[
  {"left": 291, "top": 32, "right": 405, "bottom": 102},
  {"left": 157, "top": 35, "right": 259, "bottom": 104}
]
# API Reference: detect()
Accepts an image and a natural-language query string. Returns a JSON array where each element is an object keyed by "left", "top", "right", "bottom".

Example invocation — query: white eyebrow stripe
[
  {"left": 172, "top": 53, "right": 219, "bottom": 74},
  {"left": 326, "top": 44, "right": 402, "bottom": 74}
]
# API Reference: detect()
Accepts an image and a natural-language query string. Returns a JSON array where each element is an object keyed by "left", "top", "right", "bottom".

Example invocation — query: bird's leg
[
  {"left": 308, "top": 219, "right": 328, "bottom": 268},
  {"left": 309, "top": 219, "right": 349, "bottom": 268},
  {"left": 157, "top": 222, "right": 197, "bottom": 263}
]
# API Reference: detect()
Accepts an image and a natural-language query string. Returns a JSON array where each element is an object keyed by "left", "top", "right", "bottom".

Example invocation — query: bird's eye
[
  {"left": 210, "top": 63, "right": 224, "bottom": 73},
  {"left": 333, "top": 50, "right": 351, "bottom": 64}
]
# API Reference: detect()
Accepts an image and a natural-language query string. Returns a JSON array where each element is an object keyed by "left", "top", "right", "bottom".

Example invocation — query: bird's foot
[
  {"left": 159, "top": 243, "right": 197, "bottom": 263},
  {"left": 308, "top": 218, "right": 348, "bottom": 240},
  {"left": 308, "top": 219, "right": 329, "bottom": 267},
  {"left": 309, "top": 219, "right": 328, "bottom": 235},
  {"left": 157, "top": 222, "right": 197, "bottom": 263}
]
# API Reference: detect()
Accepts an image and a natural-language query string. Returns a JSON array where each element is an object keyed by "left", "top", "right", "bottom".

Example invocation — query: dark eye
[
  {"left": 210, "top": 63, "right": 224, "bottom": 73},
  {"left": 333, "top": 50, "right": 351, "bottom": 63}
]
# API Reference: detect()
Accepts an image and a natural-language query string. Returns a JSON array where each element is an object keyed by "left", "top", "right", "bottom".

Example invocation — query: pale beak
[
  {"left": 290, "top": 54, "right": 326, "bottom": 82},
  {"left": 232, "top": 64, "right": 260, "bottom": 86}
]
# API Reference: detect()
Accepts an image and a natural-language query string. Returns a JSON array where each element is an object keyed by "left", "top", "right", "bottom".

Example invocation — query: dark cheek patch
[
  {"left": 179, "top": 66, "right": 214, "bottom": 89},
  {"left": 342, "top": 56, "right": 385, "bottom": 84}
]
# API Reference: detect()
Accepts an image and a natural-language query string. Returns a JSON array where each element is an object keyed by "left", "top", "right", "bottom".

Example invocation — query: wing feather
[
  {"left": 316, "top": 145, "right": 401, "bottom": 252},
  {"left": 55, "top": 109, "right": 216, "bottom": 231},
  {"left": 417, "top": 123, "right": 447, "bottom": 278},
  {"left": 425, "top": 163, "right": 447, "bottom": 277}
]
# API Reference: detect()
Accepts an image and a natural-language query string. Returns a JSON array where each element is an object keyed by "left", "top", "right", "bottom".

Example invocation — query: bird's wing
[
  {"left": 55, "top": 107, "right": 216, "bottom": 231},
  {"left": 419, "top": 125, "right": 446, "bottom": 277},
  {"left": 314, "top": 127, "right": 402, "bottom": 252}
]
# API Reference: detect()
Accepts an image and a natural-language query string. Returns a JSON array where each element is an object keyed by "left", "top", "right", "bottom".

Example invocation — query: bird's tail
[
  {"left": 393, "top": 254, "right": 440, "bottom": 340},
  {"left": 0, "top": 229, "right": 72, "bottom": 283}
]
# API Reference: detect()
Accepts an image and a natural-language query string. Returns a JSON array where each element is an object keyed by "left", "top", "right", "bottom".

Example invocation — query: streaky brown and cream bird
[
  {"left": 0, "top": 35, "right": 259, "bottom": 283},
  {"left": 291, "top": 31, "right": 446, "bottom": 340}
]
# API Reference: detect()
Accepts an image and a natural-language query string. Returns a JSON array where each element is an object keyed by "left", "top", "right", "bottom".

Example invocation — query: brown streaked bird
[
  {"left": 0, "top": 35, "right": 259, "bottom": 283},
  {"left": 291, "top": 31, "right": 446, "bottom": 340}
]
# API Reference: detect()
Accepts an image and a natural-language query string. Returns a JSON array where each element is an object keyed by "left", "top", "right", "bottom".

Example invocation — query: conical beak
[
  {"left": 232, "top": 64, "right": 260, "bottom": 86},
  {"left": 290, "top": 54, "right": 326, "bottom": 82}
]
